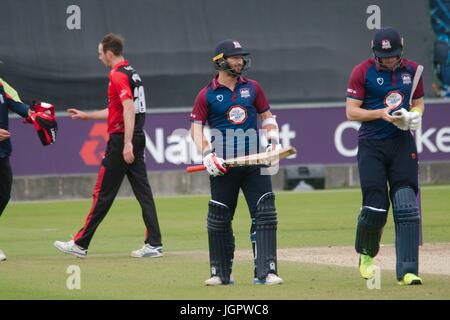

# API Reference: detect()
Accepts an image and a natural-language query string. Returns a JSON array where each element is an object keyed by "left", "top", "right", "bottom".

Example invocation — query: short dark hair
[{"left": 101, "top": 33, "right": 124, "bottom": 56}]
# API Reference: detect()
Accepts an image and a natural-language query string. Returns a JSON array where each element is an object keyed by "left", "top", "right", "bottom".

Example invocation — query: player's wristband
[
  {"left": 202, "top": 148, "right": 214, "bottom": 157},
  {"left": 261, "top": 116, "right": 278, "bottom": 128},
  {"left": 410, "top": 107, "right": 424, "bottom": 116}
]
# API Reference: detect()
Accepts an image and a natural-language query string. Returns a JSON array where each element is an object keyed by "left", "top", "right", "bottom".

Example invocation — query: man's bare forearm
[
  {"left": 191, "top": 122, "right": 210, "bottom": 154},
  {"left": 87, "top": 108, "right": 109, "bottom": 120}
]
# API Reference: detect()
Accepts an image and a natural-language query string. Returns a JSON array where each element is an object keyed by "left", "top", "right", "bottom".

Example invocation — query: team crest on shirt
[
  {"left": 216, "top": 95, "right": 224, "bottom": 102},
  {"left": 240, "top": 88, "right": 251, "bottom": 99},
  {"left": 227, "top": 105, "right": 248, "bottom": 124},
  {"left": 377, "top": 77, "right": 384, "bottom": 85},
  {"left": 401, "top": 73, "right": 412, "bottom": 85},
  {"left": 384, "top": 90, "right": 404, "bottom": 109}
]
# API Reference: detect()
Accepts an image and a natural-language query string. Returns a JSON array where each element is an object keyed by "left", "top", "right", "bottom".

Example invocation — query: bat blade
[
  {"left": 185, "top": 146, "right": 297, "bottom": 173},
  {"left": 409, "top": 65, "right": 423, "bottom": 106},
  {"left": 225, "top": 146, "right": 297, "bottom": 167},
  {"left": 410, "top": 65, "right": 424, "bottom": 245}
]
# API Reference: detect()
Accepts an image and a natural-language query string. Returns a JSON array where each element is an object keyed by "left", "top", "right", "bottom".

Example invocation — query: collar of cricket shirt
[
  {"left": 112, "top": 60, "right": 129, "bottom": 71},
  {"left": 212, "top": 75, "right": 248, "bottom": 90}
]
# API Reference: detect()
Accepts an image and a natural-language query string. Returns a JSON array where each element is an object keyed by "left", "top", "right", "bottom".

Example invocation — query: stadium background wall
[
  {"left": 2, "top": 0, "right": 448, "bottom": 201},
  {"left": 0, "top": 0, "right": 433, "bottom": 109}
]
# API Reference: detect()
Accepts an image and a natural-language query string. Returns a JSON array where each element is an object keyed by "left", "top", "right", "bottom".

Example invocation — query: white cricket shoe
[
  {"left": 253, "top": 273, "right": 284, "bottom": 285},
  {"left": 205, "top": 275, "right": 235, "bottom": 286},
  {"left": 0, "top": 249, "right": 6, "bottom": 262},
  {"left": 130, "top": 244, "right": 163, "bottom": 258},
  {"left": 54, "top": 240, "right": 87, "bottom": 258}
]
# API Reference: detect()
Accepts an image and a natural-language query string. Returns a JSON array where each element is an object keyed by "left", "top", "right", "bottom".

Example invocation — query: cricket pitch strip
[{"left": 170, "top": 243, "right": 450, "bottom": 276}]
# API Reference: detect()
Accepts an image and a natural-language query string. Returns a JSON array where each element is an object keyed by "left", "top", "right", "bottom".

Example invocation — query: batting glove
[
  {"left": 265, "top": 133, "right": 282, "bottom": 167},
  {"left": 203, "top": 152, "right": 228, "bottom": 176},
  {"left": 266, "top": 142, "right": 282, "bottom": 153},
  {"left": 265, "top": 127, "right": 281, "bottom": 151},
  {"left": 392, "top": 108, "right": 411, "bottom": 131},
  {"left": 408, "top": 108, "right": 423, "bottom": 131}
]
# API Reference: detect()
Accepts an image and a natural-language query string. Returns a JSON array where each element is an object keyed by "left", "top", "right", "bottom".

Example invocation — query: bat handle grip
[{"left": 186, "top": 165, "right": 206, "bottom": 173}]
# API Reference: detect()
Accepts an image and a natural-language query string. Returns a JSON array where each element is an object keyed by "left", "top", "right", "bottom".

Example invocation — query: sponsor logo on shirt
[
  {"left": 384, "top": 90, "right": 404, "bottom": 109},
  {"left": 227, "top": 105, "right": 248, "bottom": 125},
  {"left": 347, "top": 88, "right": 357, "bottom": 95},
  {"left": 240, "top": 88, "right": 251, "bottom": 99}
]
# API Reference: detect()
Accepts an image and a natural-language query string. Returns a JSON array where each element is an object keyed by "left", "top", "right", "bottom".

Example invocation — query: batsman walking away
[
  {"left": 346, "top": 27, "right": 425, "bottom": 285},
  {"left": 54, "top": 33, "right": 163, "bottom": 259},
  {"left": 190, "top": 39, "right": 284, "bottom": 286}
]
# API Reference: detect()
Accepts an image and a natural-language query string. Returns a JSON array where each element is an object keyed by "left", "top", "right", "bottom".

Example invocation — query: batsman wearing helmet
[
  {"left": 0, "top": 75, "right": 56, "bottom": 261},
  {"left": 190, "top": 39, "right": 283, "bottom": 285},
  {"left": 346, "top": 27, "right": 424, "bottom": 285},
  {"left": 54, "top": 34, "right": 162, "bottom": 259}
]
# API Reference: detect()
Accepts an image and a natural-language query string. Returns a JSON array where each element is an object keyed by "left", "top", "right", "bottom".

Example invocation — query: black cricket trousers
[
  {"left": 73, "top": 133, "right": 162, "bottom": 249},
  {"left": 0, "top": 157, "right": 12, "bottom": 217}
]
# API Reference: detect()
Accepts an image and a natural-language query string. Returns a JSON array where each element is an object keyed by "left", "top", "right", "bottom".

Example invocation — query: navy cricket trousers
[
  {"left": 209, "top": 165, "right": 274, "bottom": 218},
  {"left": 357, "top": 131, "right": 419, "bottom": 210}
]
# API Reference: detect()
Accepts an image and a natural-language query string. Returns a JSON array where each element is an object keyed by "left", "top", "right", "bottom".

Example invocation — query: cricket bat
[
  {"left": 393, "top": 64, "right": 424, "bottom": 245},
  {"left": 186, "top": 146, "right": 297, "bottom": 173},
  {"left": 411, "top": 65, "right": 424, "bottom": 246}
]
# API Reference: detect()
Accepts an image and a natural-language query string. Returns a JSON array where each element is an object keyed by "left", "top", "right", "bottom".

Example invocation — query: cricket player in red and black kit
[
  {"left": 54, "top": 34, "right": 162, "bottom": 258},
  {"left": 346, "top": 27, "right": 424, "bottom": 285}
]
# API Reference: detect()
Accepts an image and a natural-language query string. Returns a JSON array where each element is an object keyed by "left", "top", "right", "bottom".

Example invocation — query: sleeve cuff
[
  {"left": 346, "top": 95, "right": 364, "bottom": 101},
  {"left": 190, "top": 119, "right": 207, "bottom": 125},
  {"left": 258, "top": 106, "right": 270, "bottom": 114}
]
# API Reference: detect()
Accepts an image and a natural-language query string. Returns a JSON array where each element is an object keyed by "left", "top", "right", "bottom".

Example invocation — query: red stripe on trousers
[{"left": 73, "top": 165, "right": 106, "bottom": 242}]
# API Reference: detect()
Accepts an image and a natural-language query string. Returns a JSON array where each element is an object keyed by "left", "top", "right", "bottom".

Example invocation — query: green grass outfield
[{"left": 0, "top": 185, "right": 449, "bottom": 299}]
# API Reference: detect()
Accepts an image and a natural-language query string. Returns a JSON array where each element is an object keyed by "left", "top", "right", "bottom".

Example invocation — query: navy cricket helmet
[
  {"left": 212, "top": 39, "right": 250, "bottom": 76},
  {"left": 372, "top": 27, "right": 404, "bottom": 58},
  {"left": 213, "top": 39, "right": 249, "bottom": 59}
]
